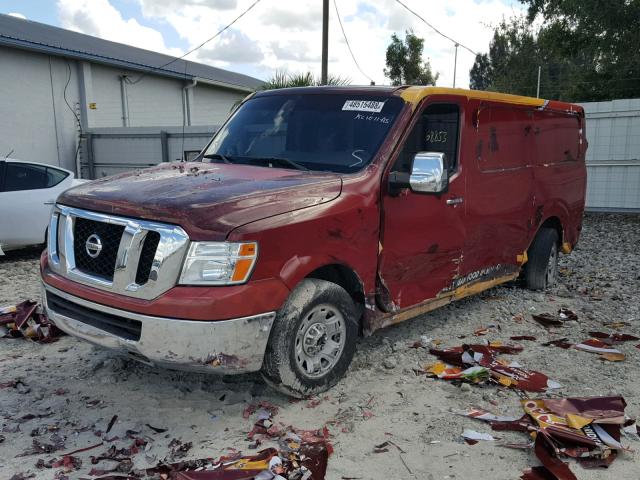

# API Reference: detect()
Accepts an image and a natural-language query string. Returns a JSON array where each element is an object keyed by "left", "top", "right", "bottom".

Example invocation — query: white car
[{"left": 0, "top": 159, "right": 85, "bottom": 254}]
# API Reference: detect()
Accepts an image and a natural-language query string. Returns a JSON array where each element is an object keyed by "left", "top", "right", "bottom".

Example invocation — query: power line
[
  {"left": 332, "top": 0, "right": 374, "bottom": 84},
  {"left": 393, "top": 0, "right": 477, "bottom": 57},
  {"left": 127, "top": 0, "right": 262, "bottom": 85}
]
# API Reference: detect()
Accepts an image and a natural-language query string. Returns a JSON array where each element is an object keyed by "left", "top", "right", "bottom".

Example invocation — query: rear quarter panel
[{"left": 532, "top": 106, "right": 587, "bottom": 247}]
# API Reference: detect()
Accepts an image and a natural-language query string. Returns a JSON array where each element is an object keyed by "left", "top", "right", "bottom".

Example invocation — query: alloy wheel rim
[{"left": 294, "top": 304, "right": 346, "bottom": 379}]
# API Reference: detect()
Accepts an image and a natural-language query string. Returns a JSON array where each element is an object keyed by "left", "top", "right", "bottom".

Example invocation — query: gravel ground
[{"left": 1, "top": 213, "right": 639, "bottom": 479}]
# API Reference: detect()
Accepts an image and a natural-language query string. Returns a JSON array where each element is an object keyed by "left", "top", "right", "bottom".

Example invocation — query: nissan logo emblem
[{"left": 85, "top": 234, "right": 103, "bottom": 258}]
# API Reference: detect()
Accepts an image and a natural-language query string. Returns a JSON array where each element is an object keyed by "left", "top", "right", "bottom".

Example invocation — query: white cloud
[
  {"left": 56, "top": 0, "right": 524, "bottom": 88},
  {"left": 56, "top": 0, "right": 183, "bottom": 56},
  {"left": 197, "top": 28, "right": 264, "bottom": 63},
  {"left": 8, "top": 12, "right": 27, "bottom": 19}
]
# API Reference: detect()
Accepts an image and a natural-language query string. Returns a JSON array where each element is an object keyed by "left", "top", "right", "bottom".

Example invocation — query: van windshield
[{"left": 202, "top": 94, "right": 403, "bottom": 173}]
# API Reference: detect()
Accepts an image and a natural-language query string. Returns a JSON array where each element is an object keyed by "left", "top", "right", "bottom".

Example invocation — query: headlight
[{"left": 179, "top": 242, "right": 258, "bottom": 285}]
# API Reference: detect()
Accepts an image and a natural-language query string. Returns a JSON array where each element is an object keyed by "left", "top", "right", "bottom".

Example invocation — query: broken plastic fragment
[
  {"left": 454, "top": 408, "right": 520, "bottom": 423},
  {"left": 462, "top": 429, "right": 496, "bottom": 444},
  {"left": 574, "top": 338, "right": 625, "bottom": 361},
  {"left": 531, "top": 313, "right": 563, "bottom": 328}
]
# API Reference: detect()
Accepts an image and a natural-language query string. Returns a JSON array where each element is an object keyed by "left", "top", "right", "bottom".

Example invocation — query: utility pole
[
  {"left": 536, "top": 65, "right": 541, "bottom": 98},
  {"left": 321, "top": 0, "right": 329, "bottom": 85},
  {"left": 453, "top": 43, "right": 459, "bottom": 88}
]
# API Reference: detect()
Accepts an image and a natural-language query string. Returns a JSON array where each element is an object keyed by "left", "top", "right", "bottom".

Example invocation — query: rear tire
[
  {"left": 261, "top": 278, "right": 358, "bottom": 398},
  {"left": 524, "top": 228, "right": 559, "bottom": 290}
]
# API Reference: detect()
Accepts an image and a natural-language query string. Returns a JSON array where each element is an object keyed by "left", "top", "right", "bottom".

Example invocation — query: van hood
[{"left": 58, "top": 162, "right": 342, "bottom": 240}]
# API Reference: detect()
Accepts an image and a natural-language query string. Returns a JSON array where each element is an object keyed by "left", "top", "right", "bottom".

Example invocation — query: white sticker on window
[{"left": 342, "top": 100, "right": 386, "bottom": 113}]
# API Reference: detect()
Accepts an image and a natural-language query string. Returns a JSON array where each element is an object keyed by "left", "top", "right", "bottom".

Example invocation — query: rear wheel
[
  {"left": 524, "top": 227, "right": 559, "bottom": 290},
  {"left": 261, "top": 278, "right": 358, "bottom": 398}
]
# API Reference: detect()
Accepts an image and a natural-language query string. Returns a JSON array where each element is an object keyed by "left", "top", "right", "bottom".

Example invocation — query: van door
[
  {"left": 461, "top": 103, "right": 534, "bottom": 280},
  {"left": 378, "top": 100, "right": 467, "bottom": 311}
]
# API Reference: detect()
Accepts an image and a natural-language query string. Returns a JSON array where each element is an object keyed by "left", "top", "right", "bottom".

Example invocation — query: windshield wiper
[
  {"left": 202, "top": 153, "right": 233, "bottom": 164},
  {"left": 246, "top": 156, "right": 308, "bottom": 171}
]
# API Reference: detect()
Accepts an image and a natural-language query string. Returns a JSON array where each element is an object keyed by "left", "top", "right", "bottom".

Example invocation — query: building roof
[{"left": 0, "top": 13, "right": 263, "bottom": 92}]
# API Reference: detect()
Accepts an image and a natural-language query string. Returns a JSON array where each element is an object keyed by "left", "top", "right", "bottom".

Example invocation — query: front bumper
[{"left": 43, "top": 284, "right": 276, "bottom": 374}]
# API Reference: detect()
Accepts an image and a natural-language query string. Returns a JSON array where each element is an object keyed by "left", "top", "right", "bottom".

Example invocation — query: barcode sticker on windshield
[{"left": 342, "top": 100, "right": 386, "bottom": 113}]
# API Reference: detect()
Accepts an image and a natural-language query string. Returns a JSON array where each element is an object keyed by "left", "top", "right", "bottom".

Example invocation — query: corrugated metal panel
[
  {"left": 80, "top": 126, "right": 217, "bottom": 179},
  {"left": 580, "top": 98, "right": 640, "bottom": 212}
]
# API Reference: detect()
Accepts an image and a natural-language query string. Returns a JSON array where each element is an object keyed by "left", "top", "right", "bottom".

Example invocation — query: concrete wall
[
  {"left": 0, "top": 48, "right": 80, "bottom": 172},
  {"left": 0, "top": 45, "right": 247, "bottom": 174},
  {"left": 581, "top": 98, "right": 640, "bottom": 212}
]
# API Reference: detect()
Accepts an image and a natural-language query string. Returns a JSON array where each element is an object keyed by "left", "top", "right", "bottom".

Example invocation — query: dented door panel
[
  {"left": 378, "top": 97, "right": 467, "bottom": 311},
  {"left": 462, "top": 102, "right": 535, "bottom": 277}
]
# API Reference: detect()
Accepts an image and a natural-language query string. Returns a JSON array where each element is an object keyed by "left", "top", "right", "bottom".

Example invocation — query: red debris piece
[
  {"left": 510, "top": 336, "right": 537, "bottom": 341},
  {"left": 587, "top": 332, "right": 640, "bottom": 343},
  {"left": 306, "top": 398, "right": 322, "bottom": 408},
  {"left": 0, "top": 300, "right": 61, "bottom": 343},
  {"left": 532, "top": 309, "right": 578, "bottom": 329},
  {"left": 532, "top": 314, "right": 563, "bottom": 328},
  {"left": 428, "top": 344, "right": 559, "bottom": 392},
  {"left": 242, "top": 401, "right": 278, "bottom": 420},
  {"left": 542, "top": 339, "right": 573, "bottom": 349},
  {"left": 558, "top": 308, "right": 578, "bottom": 321},
  {"left": 532, "top": 433, "right": 578, "bottom": 480},
  {"left": 62, "top": 442, "right": 104, "bottom": 456}
]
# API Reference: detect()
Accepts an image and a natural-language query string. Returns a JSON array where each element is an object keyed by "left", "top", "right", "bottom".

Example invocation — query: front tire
[
  {"left": 261, "top": 279, "right": 358, "bottom": 398},
  {"left": 524, "top": 227, "right": 559, "bottom": 290}
]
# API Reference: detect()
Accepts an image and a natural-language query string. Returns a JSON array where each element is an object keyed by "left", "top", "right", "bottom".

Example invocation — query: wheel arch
[
  {"left": 305, "top": 263, "right": 365, "bottom": 306},
  {"left": 304, "top": 263, "right": 366, "bottom": 333},
  {"left": 536, "top": 216, "right": 563, "bottom": 247}
]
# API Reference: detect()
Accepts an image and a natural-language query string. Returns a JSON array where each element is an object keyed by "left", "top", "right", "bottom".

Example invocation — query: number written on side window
[{"left": 425, "top": 130, "right": 448, "bottom": 143}]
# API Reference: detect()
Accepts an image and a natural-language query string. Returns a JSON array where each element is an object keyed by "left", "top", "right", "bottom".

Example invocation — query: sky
[{"left": 0, "top": 0, "right": 525, "bottom": 88}]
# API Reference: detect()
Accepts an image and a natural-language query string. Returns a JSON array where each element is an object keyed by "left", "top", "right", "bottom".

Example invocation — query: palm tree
[{"left": 261, "top": 70, "right": 351, "bottom": 90}]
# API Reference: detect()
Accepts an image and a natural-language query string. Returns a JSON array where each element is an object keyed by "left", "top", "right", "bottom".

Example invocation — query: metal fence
[
  {"left": 581, "top": 98, "right": 640, "bottom": 212},
  {"left": 79, "top": 125, "right": 217, "bottom": 179}
]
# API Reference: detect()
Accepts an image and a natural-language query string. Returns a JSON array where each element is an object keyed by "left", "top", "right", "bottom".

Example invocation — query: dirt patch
[{"left": 1, "top": 214, "right": 639, "bottom": 479}]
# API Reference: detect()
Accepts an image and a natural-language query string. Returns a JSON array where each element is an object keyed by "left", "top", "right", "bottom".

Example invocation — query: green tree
[
  {"left": 469, "top": 53, "right": 492, "bottom": 91},
  {"left": 470, "top": 1, "right": 640, "bottom": 102},
  {"left": 384, "top": 31, "right": 438, "bottom": 86},
  {"left": 261, "top": 70, "right": 350, "bottom": 90}
]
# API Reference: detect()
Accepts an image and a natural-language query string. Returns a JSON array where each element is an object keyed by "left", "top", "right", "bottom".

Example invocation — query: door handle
[{"left": 446, "top": 197, "right": 464, "bottom": 205}]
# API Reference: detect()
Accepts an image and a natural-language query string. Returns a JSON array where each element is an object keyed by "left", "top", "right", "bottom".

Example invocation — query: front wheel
[
  {"left": 524, "top": 227, "right": 559, "bottom": 290},
  {"left": 261, "top": 279, "right": 358, "bottom": 398}
]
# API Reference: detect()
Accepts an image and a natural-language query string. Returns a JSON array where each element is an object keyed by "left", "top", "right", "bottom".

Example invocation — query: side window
[
  {"left": 422, "top": 104, "right": 460, "bottom": 172},
  {"left": 45, "top": 167, "right": 69, "bottom": 187},
  {"left": 4, "top": 163, "right": 48, "bottom": 192},
  {"left": 395, "top": 103, "right": 460, "bottom": 173}
]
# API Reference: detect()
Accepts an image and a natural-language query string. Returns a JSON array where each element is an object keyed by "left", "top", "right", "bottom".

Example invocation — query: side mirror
[{"left": 389, "top": 152, "right": 449, "bottom": 194}]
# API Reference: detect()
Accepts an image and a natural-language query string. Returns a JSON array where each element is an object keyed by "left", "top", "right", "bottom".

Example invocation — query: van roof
[{"left": 255, "top": 85, "right": 583, "bottom": 114}]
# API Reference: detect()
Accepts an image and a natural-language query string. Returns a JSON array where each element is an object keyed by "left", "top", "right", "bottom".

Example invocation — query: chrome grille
[
  {"left": 73, "top": 217, "right": 125, "bottom": 280},
  {"left": 135, "top": 231, "right": 160, "bottom": 285},
  {"left": 47, "top": 205, "right": 190, "bottom": 300}
]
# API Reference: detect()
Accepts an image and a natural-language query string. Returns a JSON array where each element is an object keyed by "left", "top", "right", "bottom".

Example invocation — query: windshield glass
[{"left": 203, "top": 93, "right": 403, "bottom": 173}]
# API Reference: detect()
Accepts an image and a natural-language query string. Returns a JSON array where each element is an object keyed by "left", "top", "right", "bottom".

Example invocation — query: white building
[{"left": 0, "top": 13, "right": 262, "bottom": 174}]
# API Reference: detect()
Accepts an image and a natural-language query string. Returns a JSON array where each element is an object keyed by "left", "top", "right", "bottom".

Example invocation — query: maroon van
[{"left": 41, "top": 86, "right": 587, "bottom": 397}]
